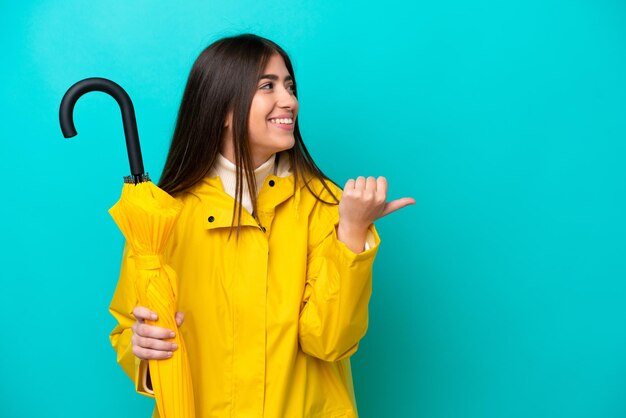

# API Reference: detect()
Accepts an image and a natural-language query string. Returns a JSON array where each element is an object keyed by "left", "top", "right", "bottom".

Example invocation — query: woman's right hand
[{"left": 131, "top": 306, "right": 185, "bottom": 360}]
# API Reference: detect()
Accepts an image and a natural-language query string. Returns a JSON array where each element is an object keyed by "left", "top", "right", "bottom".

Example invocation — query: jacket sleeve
[
  {"left": 298, "top": 207, "right": 381, "bottom": 362},
  {"left": 108, "top": 244, "right": 155, "bottom": 398}
]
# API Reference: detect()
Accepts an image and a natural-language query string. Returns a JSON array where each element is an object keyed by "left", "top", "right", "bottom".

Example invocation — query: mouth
[
  {"left": 268, "top": 117, "right": 295, "bottom": 130},
  {"left": 268, "top": 117, "right": 294, "bottom": 125}
]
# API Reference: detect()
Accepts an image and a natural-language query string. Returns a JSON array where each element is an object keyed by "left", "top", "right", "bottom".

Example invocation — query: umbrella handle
[{"left": 59, "top": 77, "right": 145, "bottom": 180}]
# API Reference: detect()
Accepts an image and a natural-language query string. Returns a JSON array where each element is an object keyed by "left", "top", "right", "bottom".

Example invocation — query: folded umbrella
[{"left": 59, "top": 77, "right": 195, "bottom": 418}]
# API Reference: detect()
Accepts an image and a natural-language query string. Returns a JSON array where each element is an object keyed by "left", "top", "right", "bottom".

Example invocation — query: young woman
[{"left": 109, "top": 34, "right": 414, "bottom": 418}]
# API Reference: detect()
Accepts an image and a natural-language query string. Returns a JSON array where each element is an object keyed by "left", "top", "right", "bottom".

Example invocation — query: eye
[
  {"left": 259, "top": 82, "right": 273, "bottom": 90},
  {"left": 287, "top": 84, "right": 296, "bottom": 94}
]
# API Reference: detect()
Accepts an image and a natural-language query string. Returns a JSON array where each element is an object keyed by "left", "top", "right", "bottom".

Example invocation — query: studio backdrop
[{"left": 1, "top": 1, "right": 625, "bottom": 417}]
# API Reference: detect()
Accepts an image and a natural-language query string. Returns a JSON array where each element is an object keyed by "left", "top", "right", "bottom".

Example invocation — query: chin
[{"left": 275, "top": 137, "right": 296, "bottom": 153}]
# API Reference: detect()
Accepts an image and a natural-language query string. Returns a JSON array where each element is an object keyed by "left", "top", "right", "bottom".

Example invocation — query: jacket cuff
[{"left": 333, "top": 223, "right": 380, "bottom": 263}]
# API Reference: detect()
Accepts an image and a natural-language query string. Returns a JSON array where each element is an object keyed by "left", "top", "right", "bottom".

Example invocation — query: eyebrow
[{"left": 259, "top": 74, "right": 294, "bottom": 82}]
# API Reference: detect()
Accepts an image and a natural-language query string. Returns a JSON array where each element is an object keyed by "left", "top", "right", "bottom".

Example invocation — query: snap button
[
  {"left": 269, "top": 180, "right": 275, "bottom": 187},
  {"left": 208, "top": 216, "right": 215, "bottom": 223}
]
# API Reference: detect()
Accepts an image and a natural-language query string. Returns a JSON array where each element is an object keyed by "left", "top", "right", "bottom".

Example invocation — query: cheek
[
  {"left": 250, "top": 99, "right": 271, "bottom": 123},
  {"left": 248, "top": 102, "right": 267, "bottom": 134},
  {"left": 248, "top": 120, "right": 265, "bottom": 143}
]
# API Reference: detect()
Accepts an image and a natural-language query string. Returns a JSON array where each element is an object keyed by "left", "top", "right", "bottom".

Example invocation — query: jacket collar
[
  {"left": 189, "top": 152, "right": 304, "bottom": 230},
  {"left": 209, "top": 154, "right": 277, "bottom": 215}
]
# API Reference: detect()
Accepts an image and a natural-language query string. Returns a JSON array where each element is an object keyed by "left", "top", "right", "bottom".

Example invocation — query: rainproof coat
[{"left": 109, "top": 156, "right": 380, "bottom": 418}]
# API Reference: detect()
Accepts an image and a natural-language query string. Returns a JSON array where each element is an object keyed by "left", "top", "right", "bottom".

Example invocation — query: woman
[{"left": 109, "top": 34, "right": 414, "bottom": 418}]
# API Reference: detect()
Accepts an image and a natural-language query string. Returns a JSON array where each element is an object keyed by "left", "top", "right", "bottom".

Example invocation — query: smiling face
[
  {"left": 222, "top": 53, "right": 299, "bottom": 168},
  {"left": 248, "top": 53, "right": 299, "bottom": 166}
]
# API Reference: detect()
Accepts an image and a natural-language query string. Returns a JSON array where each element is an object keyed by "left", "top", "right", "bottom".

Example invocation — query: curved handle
[{"left": 59, "top": 77, "right": 145, "bottom": 179}]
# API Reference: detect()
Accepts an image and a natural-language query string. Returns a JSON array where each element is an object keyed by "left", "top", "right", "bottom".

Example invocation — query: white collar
[
  {"left": 211, "top": 153, "right": 292, "bottom": 214},
  {"left": 213, "top": 153, "right": 276, "bottom": 189}
]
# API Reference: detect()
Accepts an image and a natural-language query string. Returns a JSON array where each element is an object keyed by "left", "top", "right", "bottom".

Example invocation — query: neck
[
  {"left": 221, "top": 141, "right": 272, "bottom": 169},
  {"left": 211, "top": 153, "right": 276, "bottom": 214}
]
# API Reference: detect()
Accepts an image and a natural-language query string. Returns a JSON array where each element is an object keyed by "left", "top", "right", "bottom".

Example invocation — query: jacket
[{"left": 109, "top": 164, "right": 381, "bottom": 418}]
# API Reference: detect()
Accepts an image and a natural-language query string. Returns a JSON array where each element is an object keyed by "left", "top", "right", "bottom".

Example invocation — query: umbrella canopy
[
  {"left": 59, "top": 78, "right": 196, "bottom": 418},
  {"left": 109, "top": 179, "right": 195, "bottom": 418}
]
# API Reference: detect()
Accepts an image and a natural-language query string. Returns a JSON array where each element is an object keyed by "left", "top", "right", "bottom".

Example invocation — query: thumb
[
  {"left": 379, "top": 197, "right": 416, "bottom": 218},
  {"left": 175, "top": 311, "right": 185, "bottom": 327}
]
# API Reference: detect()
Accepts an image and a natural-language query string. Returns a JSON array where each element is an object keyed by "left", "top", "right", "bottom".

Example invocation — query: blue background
[{"left": 2, "top": 1, "right": 626, "bottom": 417}]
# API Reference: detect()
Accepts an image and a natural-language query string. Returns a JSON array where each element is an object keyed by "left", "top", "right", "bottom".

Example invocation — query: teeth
[{"left": 269, "top": 118, "right": 293, "bottom": 124}]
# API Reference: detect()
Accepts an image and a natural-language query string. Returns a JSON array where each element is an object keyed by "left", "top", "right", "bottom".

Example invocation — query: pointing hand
[{"left": 338, "top": 176, "right": 415, "bottom": 253}]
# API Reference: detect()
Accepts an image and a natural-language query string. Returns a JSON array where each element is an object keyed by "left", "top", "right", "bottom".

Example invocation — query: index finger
[
  {"left": 136, "top": 323, "right": 176, "bottom": 339},
  {"left": 133, "top": 306, "right": 158, "bottom": 322}
]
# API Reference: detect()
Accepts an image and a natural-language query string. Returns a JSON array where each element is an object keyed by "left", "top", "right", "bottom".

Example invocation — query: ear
[{"left": 224, "top": 110, "right": 233, "bottom": 128}]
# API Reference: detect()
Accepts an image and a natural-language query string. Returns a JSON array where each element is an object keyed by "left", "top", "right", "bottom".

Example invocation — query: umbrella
[{"left": 59, "top": 77, "right": 195, "bottom": 418}]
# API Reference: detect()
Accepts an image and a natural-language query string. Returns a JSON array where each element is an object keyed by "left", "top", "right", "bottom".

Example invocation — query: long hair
[{"left": 158, "top": 34, "right": 338, "bottom": 230}]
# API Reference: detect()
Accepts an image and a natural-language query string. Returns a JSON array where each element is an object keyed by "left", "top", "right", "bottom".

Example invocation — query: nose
[{"left": 277, "top": 86, "right": 297, "bottom": 110}]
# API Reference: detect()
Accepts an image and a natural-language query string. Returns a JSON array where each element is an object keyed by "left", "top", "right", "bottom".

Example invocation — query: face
[{"left": 245, "top": 53, "right": 299, "bottom": 167}]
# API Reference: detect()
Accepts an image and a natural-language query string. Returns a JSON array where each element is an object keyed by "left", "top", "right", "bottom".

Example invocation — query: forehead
[{"left": 262, "top": 54, "right": 290, "bottom": 76}]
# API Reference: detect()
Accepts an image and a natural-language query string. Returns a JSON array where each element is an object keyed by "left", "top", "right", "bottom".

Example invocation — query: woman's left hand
[{"left": 337, "top": 176, "right": 415, "bottom": 253}]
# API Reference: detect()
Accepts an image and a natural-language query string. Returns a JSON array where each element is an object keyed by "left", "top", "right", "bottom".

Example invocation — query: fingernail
[
  {"left": 167, "top": 352, "right": 173, "bottom": 357},
  {"left": 172, "top": 343, "right": 178, "bottom": 350},
  {"left": 170, "top": 332, "right": 175, "bottom": 338},
  {"left": 151, "top": 313, "right": 157, "bottom": 320}
]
